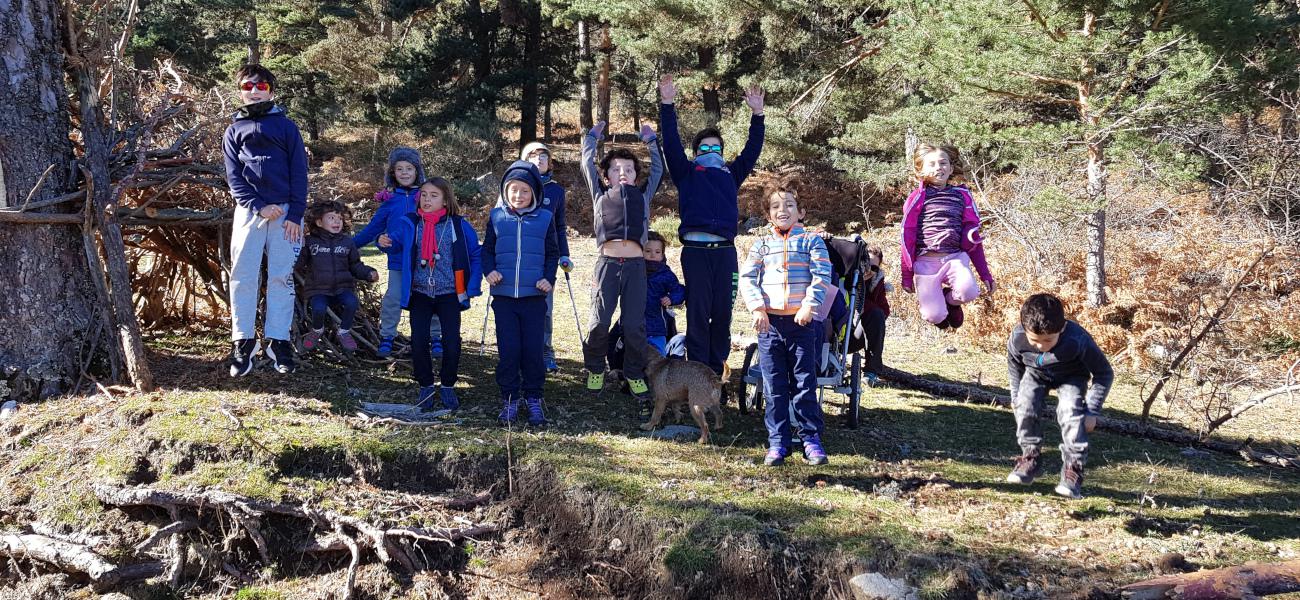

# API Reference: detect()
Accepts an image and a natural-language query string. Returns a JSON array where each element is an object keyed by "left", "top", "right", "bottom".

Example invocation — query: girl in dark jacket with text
[{"left": 296, "top": 200, "right": 379, "bottom": 354}]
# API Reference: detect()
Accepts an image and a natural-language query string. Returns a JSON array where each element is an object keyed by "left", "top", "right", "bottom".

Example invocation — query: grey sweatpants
[
  {"left": 583, "top": 256, "right": 647, "bottom": 380},
  {"left": 1013, "top": 372, "right": 1090, "bottom": 465},
  {"left": 230, "top": 204, "right": 301, "bottom": 341}
]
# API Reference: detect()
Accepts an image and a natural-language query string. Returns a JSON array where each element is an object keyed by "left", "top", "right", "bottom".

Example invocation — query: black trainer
[
  {"left": 265, "top": 339, "right": 296, "bottom": 374},
  {"left": 229, "top": 339, "right": 260, "bottom": 377}
]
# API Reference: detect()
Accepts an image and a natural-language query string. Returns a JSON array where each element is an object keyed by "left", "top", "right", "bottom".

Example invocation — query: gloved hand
[
  {"left": 460, "top": 299, "right": 472, "bottom": 311},
  {"left": 559, "top": 256, "right": 574, "bottom": 273},
  {"left": 589, "top": 121, "right": 607, "bottom": 139}
]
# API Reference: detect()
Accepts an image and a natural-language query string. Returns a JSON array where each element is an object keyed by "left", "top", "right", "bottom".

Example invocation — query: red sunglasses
[{"left": 239, "top": 81, "right": 271, "bottom": 92}]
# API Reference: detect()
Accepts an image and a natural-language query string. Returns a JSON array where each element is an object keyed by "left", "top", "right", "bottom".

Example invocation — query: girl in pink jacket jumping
[{"left": 899, "top": 144, "right": 995, "bottom": 329}]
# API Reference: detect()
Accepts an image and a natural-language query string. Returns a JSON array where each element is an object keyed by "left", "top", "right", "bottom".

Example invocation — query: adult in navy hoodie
[
  {"left": 223, "top": 64, "right": 309, "bottom": 377},
  {"left": 658, "top": 74, "right": 766, "bottom": 376}
]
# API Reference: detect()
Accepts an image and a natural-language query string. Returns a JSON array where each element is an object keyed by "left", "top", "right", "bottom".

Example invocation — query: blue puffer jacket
[
  {"left": 387, "top": 213, "right": 482, "bottom": 309},
  {"left": 354, "top": 147, "right": 426, "bottom": 270},
  {"left": 481, "top": 203, "right": 559, "bottom": 298},
  {"left": 645, "top": 261, "right": 686, "bottom": 338}
]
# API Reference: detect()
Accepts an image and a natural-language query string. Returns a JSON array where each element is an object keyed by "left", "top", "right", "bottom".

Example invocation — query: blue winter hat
[
  {"left": 499, "top": 160, "right": 544, "bottom": 207},
  {"left": 385, "top": 147, "right": 427, "bottom": 189}
]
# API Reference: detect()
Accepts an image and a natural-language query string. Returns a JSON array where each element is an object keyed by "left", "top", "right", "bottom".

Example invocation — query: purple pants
[{"left": 914, "top": 252, "right": 980, "bottom": 324}]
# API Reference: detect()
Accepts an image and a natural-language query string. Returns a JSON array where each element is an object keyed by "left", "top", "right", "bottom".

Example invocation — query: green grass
[{"left": 1, "top": 237, "right": 1296, "bottom": 593}]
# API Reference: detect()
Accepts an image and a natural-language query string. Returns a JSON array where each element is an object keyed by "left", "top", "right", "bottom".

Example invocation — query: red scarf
[{"left": 417, "top": 208, "right": 447, "bottom": 264}]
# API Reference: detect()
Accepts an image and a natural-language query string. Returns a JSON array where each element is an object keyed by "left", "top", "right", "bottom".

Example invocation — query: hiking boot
[
  {"left": 431, "top": 338, "right": 443, "bottom": 359},
  {"left": 525, "top": 397, "right": 546, "bottom": 426},
  {"left": 1055, "top": 461, "right": 1085, "bottom": 499},
  {"left": 628, "top": 378, "right": 650, "bottom": 401},
  {"left": 415, "top": 385, "right": 439, "bottom": 411},
  {"left": 266, "top": 339, "right": 296, "bottom": 374},
  {"left": 229, "top": 339, "right": 260, "bottom": 377},
  {"left": 498, "top": 396, "right": 520, "bottom": 425},
  {"left": 764, "top": 446, "right": 788, "bottom": 467},
  {"left": 1006, "top": 450, "right": 1043, "bottom": 484},
  {"left": 337, "top": 330, "right": 359, "bottom": 353},
  {"left": 440, "top": 387, "right": 460, "bottom": 411},
  {"left": 544, "top": 353, "right": 559, "bottom": 373},
  {"left": 802, "top": 435, "right": 829, "bottom": 466},
  {"left": 586, "top": 372, "right": 604, "bottom": 392},
  {"left": 377, "top": 336, "right": 395, "bottom": 358},
  {"left": 302, "top": 329, "right": 324, "bottom": 352}
]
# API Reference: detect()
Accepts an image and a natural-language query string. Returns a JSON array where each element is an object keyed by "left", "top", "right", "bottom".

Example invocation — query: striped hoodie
[{"left": 740, "top": 224, "right": 832, "bottom": 312}]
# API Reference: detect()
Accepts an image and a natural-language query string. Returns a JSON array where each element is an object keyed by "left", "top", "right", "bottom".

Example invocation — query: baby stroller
[{"left": 737, "top": 234, "right": 873, "bottom": 428}]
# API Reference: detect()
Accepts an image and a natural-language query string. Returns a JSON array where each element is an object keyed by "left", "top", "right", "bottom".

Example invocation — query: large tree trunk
[
  {"left": 1120, "top": 559, "right": 1300, "bottom": 599},
  {"left": 1079, "top": 10, "right": 1107, "bottom": 307},
  {"left": 577, "top": 20, "right": 592, "bottom": 130},
  {"left": 596, "top": 23, "right": 611, "bottom": 127},
  {"left": 0, "top": 0, "right": 98, "bottom": 396},
  {"left": 697, "top": 46, "right": 722, "bottom": 126},
  {"left": 247, "top": 15, "right": 259, "bottom": 64},
  {"left": 518, "top": 0, "right": 540, "bottom": 144}
]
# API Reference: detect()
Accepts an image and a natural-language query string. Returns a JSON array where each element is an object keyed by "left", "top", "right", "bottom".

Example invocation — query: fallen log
[
  {"left": 1120, "top": 559, "right": 1300, "bottom": 599},
  {"left": 0, "top": 532, "right": 163, "bottom": 589},
  {"left": 877, "top": 367, "right": 1299, "bottom": 469}
]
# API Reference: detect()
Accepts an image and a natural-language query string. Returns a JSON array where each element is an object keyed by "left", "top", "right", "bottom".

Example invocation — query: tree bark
[
  {"left": 596, "top": 23, "right": 612, "bottom": 128},
  {"left": 518, "top": 0, "right": 541, "bottom": 144},
  {"left": 247, "top": 15, "right": 259, "bottom": 64},
  {"left": 0, "top": 0, "right": 97, "bottom": 396},
  {"left": 1079, "top": 10, "right": 1108, "bottom": 307},
  {"left": 1120, "top": 559, "right": 1300, "bottom": 599},
  {"left": 69, "top": 13, "right": 155, "bottom": 391},
  {"left": 698, "top": 46, "right": 722, "bottom": 126},
  {"left": 577, "top": 20, "right": 593, "bottom": 130}
]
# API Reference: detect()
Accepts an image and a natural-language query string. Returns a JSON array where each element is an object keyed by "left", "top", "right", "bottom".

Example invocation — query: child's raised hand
[
  {"left": 640, "top": 123, "right": 656, "bottom": 142},
  {"left": 751, "top": 310, "right": 770, "bottom": 334},
  {"left": 377, "top": 233, "right": 392, "bottom": 248},
  {"left": 794, "top": 304, "right": 815, "bottom": 326},
  {"left": 660, "top": 297, "right": 671, "bottom": 307},
  {"left": 535, "top": 279, "right": 553, "bottom": 293},
  {"left": 589, "top": 121, "right": 607, "bottom": 139},
  {"left": 659, "top": 74, "right": 677, "bottom": 104},
  {"left": 486, "top": 271, "right": 503, "bottom": 285},
  {"left": 745, "top": 84, "right": 765, "bottom": 115}
]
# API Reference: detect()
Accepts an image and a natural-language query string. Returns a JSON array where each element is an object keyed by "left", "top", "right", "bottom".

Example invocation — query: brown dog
[{"left": 639, "top": 345, "right": 727, "bottom": 444}]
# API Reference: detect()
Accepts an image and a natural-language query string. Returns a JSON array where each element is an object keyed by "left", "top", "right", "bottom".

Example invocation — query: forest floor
[{"left": 2, "top": 236, "right": 1298, "bottom": 599}]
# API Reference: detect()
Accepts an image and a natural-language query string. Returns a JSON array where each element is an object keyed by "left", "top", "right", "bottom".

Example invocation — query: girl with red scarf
[{"left": 387, "top": 177, "right": 483, "bottom": 412}]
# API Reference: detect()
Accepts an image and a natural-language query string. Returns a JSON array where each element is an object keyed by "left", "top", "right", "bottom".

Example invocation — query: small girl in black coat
[{"left": 296, "top": 200, "right": 379, "bottom": 353}]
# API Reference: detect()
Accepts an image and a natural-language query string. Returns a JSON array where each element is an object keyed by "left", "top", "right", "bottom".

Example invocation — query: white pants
[{"left": 230, "top": 204, "right": 301, "bottom": 341}]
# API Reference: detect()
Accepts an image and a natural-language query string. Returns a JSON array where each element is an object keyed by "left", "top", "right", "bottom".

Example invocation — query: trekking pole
[
  {"left": 564, "top": 271, "right": 586, "bottom": 345},
  {"left": 478, "top": 295, "right": 494, "bottom": 356}
]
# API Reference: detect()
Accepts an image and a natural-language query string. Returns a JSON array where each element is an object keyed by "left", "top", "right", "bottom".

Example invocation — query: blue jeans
[
  {"left": 409, "top": 292, "right": 461, "bottom": 388},
  {"left": 758, "top": 314, "right": 823, "bottom": 449},
  {"left": 309, "top": 291, "right": 359, "bottom": 331},
  {"left": 381, "top": 269, "right": 439, "bottom": 340},
  {"left": 493, "top": 296, "right": 547, "bottom": 399}
]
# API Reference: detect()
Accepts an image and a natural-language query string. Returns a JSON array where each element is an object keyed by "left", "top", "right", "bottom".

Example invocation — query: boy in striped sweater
[{"left": 739, "top": 181, "right": 833, "bottom": 466}]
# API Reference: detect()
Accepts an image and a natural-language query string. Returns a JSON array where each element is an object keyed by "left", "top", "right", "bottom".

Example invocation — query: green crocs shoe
[
  {"left": 627, "top": 378, "right": 650, "bottom": 401},
  {"left": 586, "top": 371, "right": 605, "bottom": 392}
]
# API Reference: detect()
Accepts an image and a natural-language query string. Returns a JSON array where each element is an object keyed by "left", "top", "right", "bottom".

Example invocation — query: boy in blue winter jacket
[
  {"left": 482, "top": 161, "right": 560, "bottom": 426},
  {"left": 223, "top": 64, "right": 308, "bottom": 377},
  {"left": 658, "top": 75, "right": 765, "bottom": 379},
  {"left": 643, "top": 231, "right": 686, "bottom": 355},
  {"left": 520, "top": 141, "right": 572, "bottom": 372},
  {"left": 353, "top": 147, "right": 442, "bottom": 358}
]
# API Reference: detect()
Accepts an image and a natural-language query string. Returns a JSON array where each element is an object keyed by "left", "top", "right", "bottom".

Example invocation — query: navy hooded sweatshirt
[
  {"left": 659, "top": 103, "right": 764, "bottom": 241},
  {"left": 222, "top": 101, "right": 310, "bottom": 225}
]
